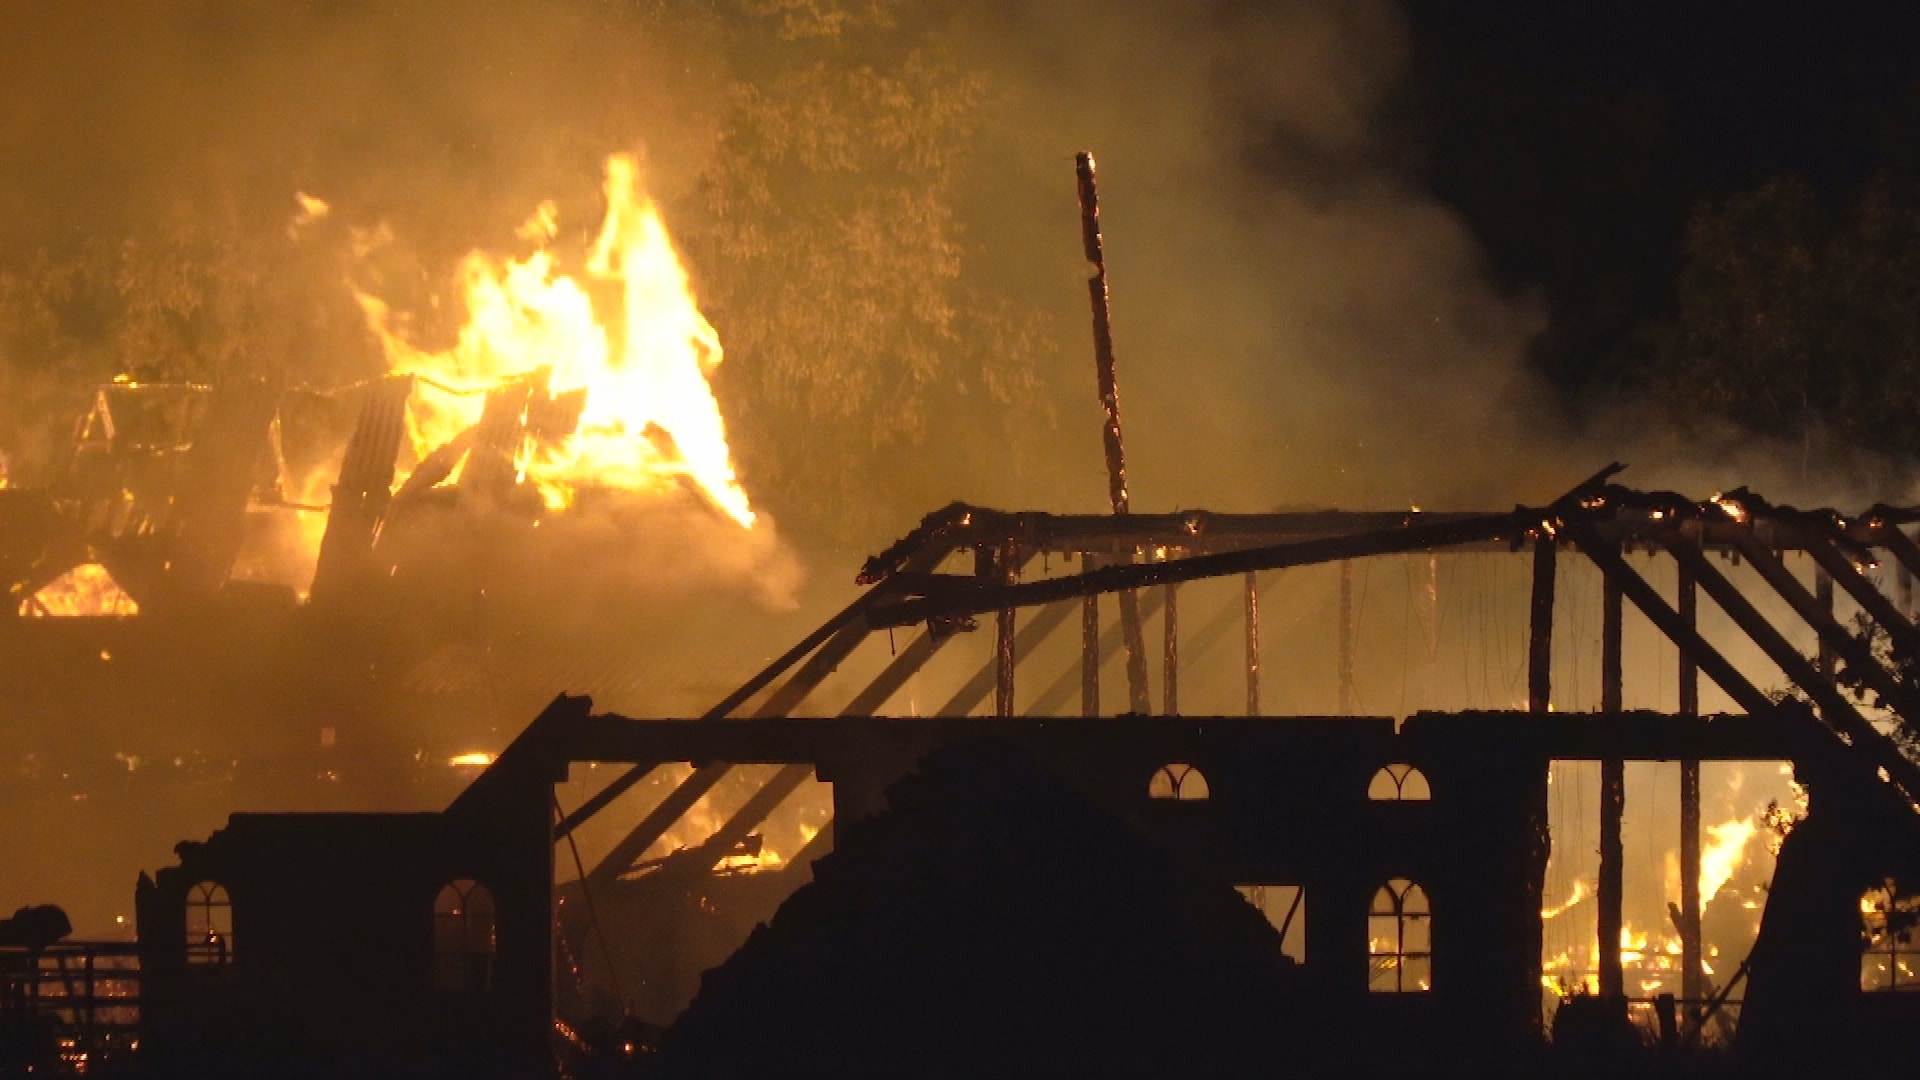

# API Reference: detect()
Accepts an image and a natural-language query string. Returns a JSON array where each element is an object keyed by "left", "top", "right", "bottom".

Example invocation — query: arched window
[
  {"left": 434, "top": 879, "right": 497, "bottom": 992},
  {"left": 1861, "top": 881, "right": 1920, "bottom": 991},
  {"left": 1148, "top": 763, "right": 1209, "bottom": 801},
  {"left": 1369, "top": 878, "right": 1431, "bottom": 992},
  {"left": 185, "top": 881, "right": 233, "bottom": 966},
  {"left": 1368, "top": 764, "right": 1431, "bottom": 801}
]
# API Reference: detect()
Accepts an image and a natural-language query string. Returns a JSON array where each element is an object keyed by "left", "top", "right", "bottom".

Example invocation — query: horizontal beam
[
  {"left": 541, "top": 710, "right": 1830, "bottom": 769},
  {"left": 862, "top": 505, "right": 1920, "bottom": 571},
  {"left": 872, "top": 511, "right": 1530, "bottom": 627}
]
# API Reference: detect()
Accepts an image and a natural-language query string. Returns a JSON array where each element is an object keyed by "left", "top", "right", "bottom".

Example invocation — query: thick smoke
[
  {"left": 939, "top": 1, "right": 1555, "bottom": 515},
  {"left": 0, "top": 1, "right": 1885, "bottom": 541},
  {"left": 936, "top": 1, "right": 1902, "bottom": 518},
  {"left": 0, "top": 1, "right": 1893, "bottom": 944}
]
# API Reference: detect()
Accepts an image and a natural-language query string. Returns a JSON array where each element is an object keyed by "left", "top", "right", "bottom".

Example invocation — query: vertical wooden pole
[
  {"left": 1338, "top": 561, "right": 1356, "bottom": 714},
  {"left": 1245, "top": 571, "right": 1261, "bottom": 716},
  {"left": 1528, "top": 538, "right": 1556, "bottom": 713},
  {"left": 1678, "top": 562, "right": 1704, "bottom": 1005},
  {"left": 1081, "top": 553, "right": 1101, "bottom": 718},
  {"left": 1422, "top": 554, "right": 1441, "bottom": 711},
  {"left": 1599, "top": 566, "right": 1625, "bottom": 1000},
  {"left": 1074, "top": 153, "right": 1151, "bottom": 715},
  {"left": 1162, "top": 575, "right": 1179, "bottom": 716},
  {"left": 1527, "top": 534, "right": 1557, "bottom": 1029},
  {"left": 994, "top": 538, "right": 1018, "bottom": 718}
]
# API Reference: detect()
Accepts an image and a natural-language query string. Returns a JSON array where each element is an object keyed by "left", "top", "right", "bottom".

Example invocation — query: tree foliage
[
  {"left": 687, "top": 0, "right": 1055, "bottom": 542},
  {"left": 0, "top": 0, "right": 1061, "bottom": 546},
  {"left": 1650, "top": 174, "right": 1920, "bottom": 464}
]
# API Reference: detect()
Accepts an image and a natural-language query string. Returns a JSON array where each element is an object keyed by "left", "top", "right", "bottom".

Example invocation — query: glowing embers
[
  {"left": 185, "top": 881, "right": 233, "bottom": 966},
  {"left": 433, "top": 879, "right": 497, "bottom": 993},
  {"left": 1860, "top": 881, "right": 1920, "bottom": 991},
  {"left": 554, "top": 762, "right": 830, "bottom": 882},
  {"left": 1538, "top": 760, "right": 1790, "bottom": 1021},
  {"left": 18, "top": 563, "right": 139, "bottom": 617},
  {"left": 1237, "top": 884, "right": 1306, "bottom": 964},
  {"left": 1148, "top": 763, "right": 1209, "bottom": 800},
  {"left": 1368, "top": 878, "right": 1431, "bottom": 992},
  {"left": 1367, "top": 763, "right": 1431, "bottom": 801}
]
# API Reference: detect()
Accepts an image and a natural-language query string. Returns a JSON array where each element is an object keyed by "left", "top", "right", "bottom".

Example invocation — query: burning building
[
  {"left": 108, "top": 475, "right": 1920, "bottom": 1074},
  {"left": 8, "top": 153, "right": 1920, "bottom": 1075},
  {"left": 0, "top": 155, "right": 801, "bottom": 940}
]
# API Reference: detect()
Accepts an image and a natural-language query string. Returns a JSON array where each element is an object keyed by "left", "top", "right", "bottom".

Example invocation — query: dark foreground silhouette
[{"left": 654, "top": 739, "right": 1321, "bottom": 1073}]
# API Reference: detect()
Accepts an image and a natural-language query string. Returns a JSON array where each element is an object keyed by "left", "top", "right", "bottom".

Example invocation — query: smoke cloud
[
  {"left": 0, "top": 1, "right": 1889, "bottom": 537},
  {"left": 0, "top": 1, "right": 1895, "bottom": 943}
]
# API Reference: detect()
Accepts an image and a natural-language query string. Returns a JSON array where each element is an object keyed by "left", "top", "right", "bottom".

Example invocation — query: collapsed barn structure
[
  {"left": 115, "top": 471, "right": 1920, "bottom": 1071},
  {"left": 2, "top": 357, "right": 776, "bottom": 746},
  {"left": 0, "top": 367, "right": 775, "bottom": 1070},
  {"left": 11, "top": 156, "right": 1920, "bottom": 1072}
]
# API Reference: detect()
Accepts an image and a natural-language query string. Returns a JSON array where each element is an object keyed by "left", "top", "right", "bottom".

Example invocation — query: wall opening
[
  {"left": 1861, "top": 881, "right": 1920, "bottom": 991},
  {"left": 185, "top": 881, "right": 232, "bottom": 966},
  {"left": 1368, "top": 763, "right": 1431, "bottom": 801},
  {"left": 1148, "top": 763, "right": 1209, "bottom": 800},
  {"left": 1369, "top": 878, "right": 1431, "bottom": 992},
  {"left": 433, "top": 879, "right": 497, "bottom": 993}
]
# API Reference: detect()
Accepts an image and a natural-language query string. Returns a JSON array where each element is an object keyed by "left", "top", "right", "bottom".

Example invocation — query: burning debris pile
[
  {"left": 354, "top": 154, "right": 755, "bottom": 528},
  {"left": 0, "top": 156, "right": 809, "bottom": 948},
  {"left": 0, "top": 151, "right": 795, "bottom": 654}
]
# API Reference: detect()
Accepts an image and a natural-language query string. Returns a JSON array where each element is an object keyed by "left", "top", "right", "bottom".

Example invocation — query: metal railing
[{"left": 1, "top": 941, "right": 142, "bottom": 1069}]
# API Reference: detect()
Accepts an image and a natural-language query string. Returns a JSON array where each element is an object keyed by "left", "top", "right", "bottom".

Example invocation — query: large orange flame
[
  {"left": 357, "top": 154, "right": 754, "bottom": 527},
  {"left": 19, "top": 563, "right": 139, "bottom": 617}
]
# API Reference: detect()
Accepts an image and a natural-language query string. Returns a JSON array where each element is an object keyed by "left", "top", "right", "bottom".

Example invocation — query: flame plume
[{"left": 358, "top": 154, "right": 755, "bottom": 527}]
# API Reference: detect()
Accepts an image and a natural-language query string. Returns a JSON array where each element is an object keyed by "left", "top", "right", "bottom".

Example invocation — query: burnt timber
[{"left": 129, "top": 469, "right": 1920, "bottom": 1072}]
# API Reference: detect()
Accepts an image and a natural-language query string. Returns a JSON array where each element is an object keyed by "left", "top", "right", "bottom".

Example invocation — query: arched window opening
[
  {"left": 434, "top": 879, "right": 497, "bottom": 992},
  {"left": 1148, "top": 763, "right": 1209, "bottom": 801},
  {"left": 1861, "top": 881, "right": 1920, "bottom": 991},
  {"left": 185, "top": 881, "right": 233, "bottom": 966},
  {"left": 1368, "top": 764, "right": 1431, "bottom": 801},
  {"left": 1369, "top": 878, "right": 1431, "bottom": 992}
]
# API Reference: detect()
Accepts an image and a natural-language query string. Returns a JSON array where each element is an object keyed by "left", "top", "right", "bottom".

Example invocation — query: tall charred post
[
  {"left": 1339, "top": 560, "right": 1356, "bottom": 714},
  {"left": 1599, "top": 565, "right": 1625, "bottom": 1000},
  {"left": 1082, "top": 552, "right": 1101, "bottom": 717},
  {"left": 1524, "top": 531, "right": 1557, "bottom": 1036},
  {"left": 1678, "top": 562, "right": 1704, "bottom": 1006},
  {"left": 995, "top": 538, "right": 1019, "bottom": 718},
  {"left": 1162, "top": 569, "right": 1179, "bottom": 716},
  {"left": 1528, "top": 536, "right": 1555, "bottom": 713},
  {"left": 1075, "top": 152, "right": 1151, "bottom": 714},
  {"left": 1244, "top": 571, "right": 1261, "bottom": 715}
]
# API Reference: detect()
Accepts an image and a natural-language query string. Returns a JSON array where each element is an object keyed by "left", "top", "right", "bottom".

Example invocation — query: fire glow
[
  {"left": 1700, "top": 817, "right": 1758, "bottom": 908},
  {"left": 357, "top": 154, "right": 755, "bottom": 528},
  {"left": 18, "top": 563, "right": 139, "bottom": 618}
]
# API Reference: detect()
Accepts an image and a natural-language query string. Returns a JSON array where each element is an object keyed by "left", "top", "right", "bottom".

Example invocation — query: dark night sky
[
  {"left": 1411, "top": 4, "right": 1920, "bottom": 187},
  {"left": 1398, "top": 3, "right": 1920, "bottom": 401}
]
